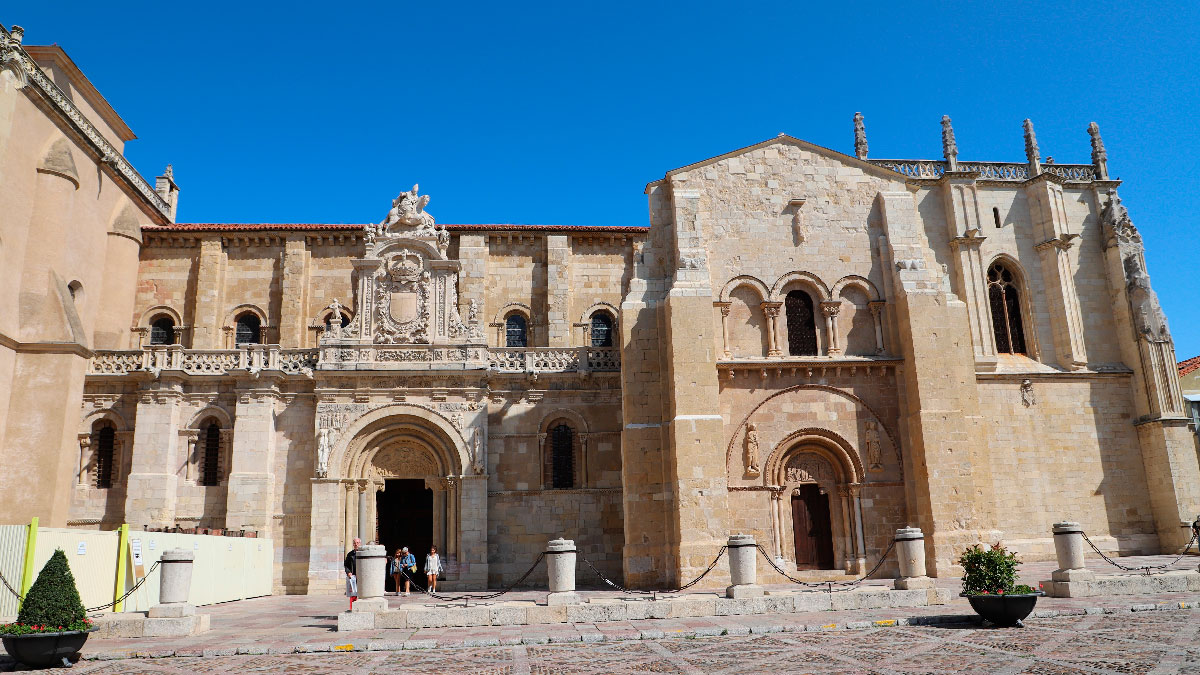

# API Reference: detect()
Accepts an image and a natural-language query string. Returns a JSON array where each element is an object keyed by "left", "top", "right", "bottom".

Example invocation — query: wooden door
[{"left": 791, "top": 485, "right": 835, "bottom": 570}]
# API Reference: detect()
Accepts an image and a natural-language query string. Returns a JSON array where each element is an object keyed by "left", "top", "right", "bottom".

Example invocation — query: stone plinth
[
  {"left": 545, "top": 538, "right": 580, "bottom": 605},
  {"left": 725, "top": 533, "right": 763, "bottom": 599},
  {"left": 355, "top": 545, "right": 387, "bottom": 600},
  {"left": 893, "top": 527, "right": 934, "bottom": 590},
  {"left": 149, "top": 549, "right": 200, "bottom": 623},
  {"left": 1050, "top": 522, "right": 1095, "bottom": 582}
]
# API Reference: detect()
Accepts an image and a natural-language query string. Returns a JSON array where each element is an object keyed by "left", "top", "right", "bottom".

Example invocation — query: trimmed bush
[{"left": 16, "top": 549, "right": 86, "bottom": 628}]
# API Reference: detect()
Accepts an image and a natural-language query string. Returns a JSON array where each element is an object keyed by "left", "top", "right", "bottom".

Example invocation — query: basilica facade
[{"left": 2, "top": 26, "right": 1197, "bottom": 594}]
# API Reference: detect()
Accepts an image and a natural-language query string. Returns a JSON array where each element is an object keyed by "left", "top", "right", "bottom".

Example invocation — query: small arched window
[
  {"left": 149, "top": 316, "right": 176, "bottom": 345},
  {"left": 199, "top": 421, "right": 222, "bottom": 487},
  {"left": 785, "top": 290, "right": 818, "bottom": 356},
  {"left": 235, "top": 313, "right": 261, "bottom": 345},
  {"left": 590, "top": 312, "right": 614, "bottom": 348},
  {"left": 505, "top": 313, "right": 528, "bottom": 348},
  {"left": 988, "top": 262, "right": 1027, "bottom": 354},
  {"left": 94, "top": 424, "right": 115, "bottom": 489},
  {"left": 549, "top": 424, "right": 575, "bottom": 489},
  {"left": 993, "top": 207, "right": 1002, "bottom": 229},
  {"left": 325, "top": 312, "right": 350, "bottom": 333}
]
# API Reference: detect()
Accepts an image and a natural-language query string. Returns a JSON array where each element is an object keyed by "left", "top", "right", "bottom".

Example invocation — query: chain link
[
  {"left": 0, "top": 569, "right": 24, "bottom": 602},
  {"left": 578, "top": 546, "right": 728, "bottom": 595},
  {"left": 1080, "top": 528, "right": 1197, "bottom": 575},
  {"left": 86, "top": 560, "right": 160, "bottom": 614},
  {"left": 397, "top": 552, "right": 546, "bottom": 602},
  {"left": 755, "top": 539, "right": 896, "bottom": 591}
]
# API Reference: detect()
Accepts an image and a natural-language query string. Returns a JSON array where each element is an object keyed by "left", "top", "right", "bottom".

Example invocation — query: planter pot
[
  {"left": 2, "top": 628, "right": 95, "bottom": 668},
  {"left": 961, "top": 591, "right": 1045, "bottom": 627}
]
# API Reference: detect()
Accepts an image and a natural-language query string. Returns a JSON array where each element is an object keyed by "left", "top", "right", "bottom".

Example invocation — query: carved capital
[
  {"left": 820, "top": 301, "right": 842, "bottom": 318},
  {"left": 868, "top": 301, "right": 886, "bottom": 317},
  {"left": 760, "top": 301, "right": 783, "bottom": 318},
  {"left": 714, "top": 301, "right": 732, "bottom": 317}
]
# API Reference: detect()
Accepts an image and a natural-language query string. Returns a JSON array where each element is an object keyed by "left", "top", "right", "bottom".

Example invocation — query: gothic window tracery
[
  {"left": 785, "top": 290, "right": 818, "bottom": 355},
  {"left": 505, "top": 313, "right": 528, "bottom": 348},
  {"left": 590, "top": 312, "right": 614, "bottom": 348},
  {"left": 149, "top": 316, "right": 175, "bottom": 345},
  {"left": 987, "top": 262, "right": 1027, "bottom": 354},
  {"left": 235, "top": 313, "right": 261, "bottom": 345}
]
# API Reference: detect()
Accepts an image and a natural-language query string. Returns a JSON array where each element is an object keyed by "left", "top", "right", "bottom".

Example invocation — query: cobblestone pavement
[{"left": 50, "top": 609, "right": 1200, "bottom": 674}]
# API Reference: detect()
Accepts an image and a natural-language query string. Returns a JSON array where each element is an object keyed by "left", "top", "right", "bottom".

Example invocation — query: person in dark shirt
[{"left": 344, "top": 537, "right": 361, "bottom": 610}]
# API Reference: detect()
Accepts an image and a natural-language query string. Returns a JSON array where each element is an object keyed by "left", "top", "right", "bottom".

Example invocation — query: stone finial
[
  {"left": 164, "top": 163, "right": 174, "bottom": 180},
  {"left": 941, "top": 115, "right": 958, "bottom": 171},
  {"left": 1023, "top": 119, "right": 1041, "bottom": 175},
  {"left": 1088, "top": 122, "right": 1109, "bottom": 180},
  {"left": 853, "top": 112, "right": 868, "bottom": 160},
  {"left": 9, "top": 25, "right": 24, "bottom": 46}
]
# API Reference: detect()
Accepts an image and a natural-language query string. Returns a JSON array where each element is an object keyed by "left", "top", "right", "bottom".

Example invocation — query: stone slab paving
[{"left": 10, "top": 607, "right": 1200, "bottom": 673}]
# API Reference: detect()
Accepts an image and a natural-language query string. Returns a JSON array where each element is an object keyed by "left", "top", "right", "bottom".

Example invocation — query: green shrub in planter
[
  {"left": 0, "top": 549, "right": 92, "bottom": 634},
  {"left": 959, "top": 543, "right": 1036, "bottom": 596}
]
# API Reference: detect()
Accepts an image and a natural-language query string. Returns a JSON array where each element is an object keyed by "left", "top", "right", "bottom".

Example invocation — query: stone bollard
[
  {"left": 352, "top": 544, "right": 389, "bottom": 613},
  {"left": 545, "top": 538, "right": 580, "bottom": 605},
  {"left": 726, "top": 533, "right": 763, "bottom": 599},
  {"left": 893, "top": 527, "right": 934, "bottom": 590},
  {"left": 148, "top": 549, "right": 195, "bottom": 617},
  {"left": 1051, "top": 522, "right": 1094, "bottom": 581}
]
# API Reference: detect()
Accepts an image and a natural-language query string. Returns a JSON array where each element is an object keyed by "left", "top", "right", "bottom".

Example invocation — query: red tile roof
[
  {"left": 145, "top": 223, "right": 648, "bottom": 234},
  {"left": 1179, "top": 355, "right": 1200, "bottom": 377}
]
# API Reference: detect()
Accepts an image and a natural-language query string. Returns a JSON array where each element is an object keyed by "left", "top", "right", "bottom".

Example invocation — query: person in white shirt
[{"left": 425, "top": 545, "right": 443, "bottom": 592}]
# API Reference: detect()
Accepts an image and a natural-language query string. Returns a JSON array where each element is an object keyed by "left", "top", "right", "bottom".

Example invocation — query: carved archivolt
[{"left": 765, "top": 428, "right": 860, "bottom": 485}]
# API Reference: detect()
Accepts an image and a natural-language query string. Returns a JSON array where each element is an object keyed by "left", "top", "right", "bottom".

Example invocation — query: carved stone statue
[
  {"left": 1123, "top": 253, "right": 1171, "bottom": 341},
  {"left": 380, "top": 184, "right": 436, "bottom": 233},
  {"left": 864, "top": 420, "right": 882, "bottom": 471},
  {"left": 325, "top": 298, "right": 344, "bottom": 338},
  {"left": 316, "top": 427, "right": 331, "bottom": 478},
  {"left": 468, "top": 299, "right": 479, "bottom": 324},
  {"left": 743, "top": 423, "right": 761, "bottom": 477},
  {"left": 471, "top": 428, "right": 486, "bottom": 475},
  {"left": 1020, "top": 379, "right": 1036, "bottom": 408}
]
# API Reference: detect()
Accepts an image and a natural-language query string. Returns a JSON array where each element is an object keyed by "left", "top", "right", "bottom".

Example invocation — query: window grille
[
  {"left": 550, "top": 424, "right": 574, "bottom": 489},
  {"left": 94, "top": 426, "right": 115, "bottom": 489},
  {"left": 785, "top": 291, "right": 818, "bottom": 355},
  {"left": 235, "top": 313, "right": 261, "bottom": 345},
  {"left": 149, "top": 316, "right": 175, "bottom": 345},
  {"left": 200, "top": 423, "right": 221, "bottom": 486},
  {"left": 505, "top": 314, "right": 528, "bottom": 347},
  {"left": 590, "top": 313, "right": 614, "bottom": 347}
]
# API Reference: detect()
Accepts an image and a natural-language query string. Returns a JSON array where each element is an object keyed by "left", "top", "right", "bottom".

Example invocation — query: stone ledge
[
  {"left": 335, "top": 586, "right": 949, "bottom": 631},
  {"left": 1041, "top": 570, "right": 1200, "bottom": 598},
  {"left": 91, "top": 611, "right": 210, "bottom": 638}
]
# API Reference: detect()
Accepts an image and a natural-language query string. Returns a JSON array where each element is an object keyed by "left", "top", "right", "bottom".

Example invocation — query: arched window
[
  {"left": 785, "top": 290, "right": 818, "bottom": 356},
  {"left": 988, "top": 262, "right": 1027, "bottom": 354},
  {"left": 325, "top": 312, "right": 350, "bottom": 333},
  {"left": 590, "top": 312, "right": 614, "bottom": 348},
  {"left": 549, "top": 424, "right": 575, "bottom": 489},
  {"left": 149, "top": 316, "right": 176, "bottom": 345},
  {"left": 94, "top": 424, "right": 115, "bottom": 489},
  {"left": 199, "top": 421, "right": 222, "bottom": 487},
  {"left": 235, "top": 313, "right": 261, "bottom": 345},
  {"left": 505, "top": 313, "right": 528, "bottom": 348}
]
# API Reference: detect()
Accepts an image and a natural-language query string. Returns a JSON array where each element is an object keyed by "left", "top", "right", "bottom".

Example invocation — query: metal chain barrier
[
  {"left": 397, "top": 552, "right": 546, "bottom": 603},
  {"left": 1080, "top": 528, "right": 1197, "bottom": 575},
  {"left": 86, "top": 560, "right": 160, "bottom": 614},
  {"left": 577, "top": 546, "right": 729, "bottom": 595},
  {"left": 0, "top": 569, "right": 23, "bottom": 602},
  {"left": 755, "top": 539, "right": 896, "bottom": 592}
]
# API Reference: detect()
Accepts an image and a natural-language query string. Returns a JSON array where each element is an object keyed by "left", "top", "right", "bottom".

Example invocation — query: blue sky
[{"left": 8, "top": 2, "right": 1198, "bottom": 358}]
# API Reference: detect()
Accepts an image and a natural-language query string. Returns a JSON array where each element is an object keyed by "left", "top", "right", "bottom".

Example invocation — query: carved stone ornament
[
  {"left": 1020, "top": 379, "right": 1036, "bottom": 408},
  {"left": 316, "top": 427, "right": 332, "bottom": 478},
  {"left": 743, "top": 423, "right": 761, "bottom": 478},
  {"left": 864, "top": 420, "right": 882, "bottom": 471},
  {"left": 374, "top": 249, "right": 430, "bottom": 344},
  {"left": 372, "top": 444, "right": 438, "bottom": 478},
  {"left": 785, "top": 454, "right": 833, "bottom": 484},
  {"left": 380, "top": 184, "right": 437, "bottom": 234},
  {"left": 853, "top": 112, "right": 868, "bottom": 160},
  {"left": 1100, "top": 191, "right": 1171, "bottom": 342}
]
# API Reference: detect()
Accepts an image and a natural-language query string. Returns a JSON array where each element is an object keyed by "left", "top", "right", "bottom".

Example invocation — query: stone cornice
[
  {"left": 1, "top": 27, "right": 172, "bottom": 222},
  {"left": 0, "top": 329, "right": 93, "bottom": 357}
]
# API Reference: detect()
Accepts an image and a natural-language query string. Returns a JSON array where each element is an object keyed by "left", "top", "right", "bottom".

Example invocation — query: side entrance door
[{"left": 791, "top": 485, "right": 835, "bottom": 570}]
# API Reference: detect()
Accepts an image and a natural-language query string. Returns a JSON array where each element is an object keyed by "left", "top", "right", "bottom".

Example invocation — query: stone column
[
  {"left": 714, "top": 302, "right": 732, "bottom": 359},
  {"left": 868, "top": 301, "right": 886, "bottom": 354},
  {"left": 357, "top": 482, "right": 368, "bottom": 542},
  {"left": 545, "top": 538, "right": 580, "bottom": 605},
  {"left": 149, "top": 549, "right": 196, "bottom": 617},
  {"left": 77, "top": 434, "right": 91, "bottom": 486},
  {"left": 725, "top": 533, "right": 763, "bottom": 598},
  {"left": 367, "top": 481, "right": 380, "bottom": 543},
  {"left": 821, "top": 301, "right": 842, "bottom": 356},
  {"left": 893, "top": 527, "right": 933, "bottom": 589},
  {"left": 761, "top": 302, "right": 782, "bottom": 356},
  {"left": 838, "top": 485, "right": 855, "bottom": 571},
  {"left": 1051, "top": 522, "right": 1094, "bottom": 581},
  {"left": 179, "top": 429, "right": 198, "bottom": 484},
  {"left": 351, "top": 544, "right": 388, "bottom": 612},
  {"left": 343, "top": 481, "right": 356, "bottom": 551},
  {"left": 770, "top": 490, "right": 785, "bottom": 560},
  {"left": 850, "top": 484, "right": 867, "bottom": 574}
]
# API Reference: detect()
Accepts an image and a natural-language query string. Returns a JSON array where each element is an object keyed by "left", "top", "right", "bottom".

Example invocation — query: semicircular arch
[
  {"left": 718, "top": 275, "right": 769, "bottom": 303},
  {"left": 330, "top": 404, "right": 469, "bottom": 480},
  {"left": 764, "top": 427, "right": 863, "bottom": 485},
  {"left": 770, "top": 271, "right": 831, "bottom": 302}
]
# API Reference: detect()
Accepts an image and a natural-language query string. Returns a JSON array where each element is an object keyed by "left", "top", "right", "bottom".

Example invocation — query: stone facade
[{"left": 4, "top": 28, "right": 1199, "bottom": 594}]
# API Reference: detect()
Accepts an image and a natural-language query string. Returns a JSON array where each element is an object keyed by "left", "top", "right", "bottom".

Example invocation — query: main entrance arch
[{"left": 306, "top": 405, "right": 488, "bottom": 592}]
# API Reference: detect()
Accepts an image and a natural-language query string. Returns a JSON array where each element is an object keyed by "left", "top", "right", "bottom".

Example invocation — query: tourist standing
[
  {"left": 388, "top": 548, "right": 404, "bottom": 595},
  {"left": 425, "top": 545, "right": 443, "bottom": 593},
  {"left": 344, "top": 537, "right": 361, "bottom": 610},
  {"left": 399, "top": 547, "right": 417, "bottom": 596}
]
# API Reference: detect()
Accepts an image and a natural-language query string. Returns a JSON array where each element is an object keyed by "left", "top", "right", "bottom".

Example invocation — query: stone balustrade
[
  {"left": 867, "top": 158, "right": 1095, "bottom": 183},
  {"left": 88, "top": 345, "right": 620, "bottom": 377}
]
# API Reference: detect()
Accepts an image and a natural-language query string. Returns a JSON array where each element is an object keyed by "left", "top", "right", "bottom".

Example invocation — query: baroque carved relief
[{"left": 374, "top": 249, "right": 430, "bottom": 344}]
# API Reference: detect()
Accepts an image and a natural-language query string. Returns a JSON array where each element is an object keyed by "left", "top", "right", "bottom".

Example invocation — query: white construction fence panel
[
  {"left": 119, "top": 533, "right": 273, "bottom": 612},
  {"left": 0, "top": 525, "right": 27, "bottom": 620},
  {"left": 32, "top": 528, "right": 120, "bottom": 612}
]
